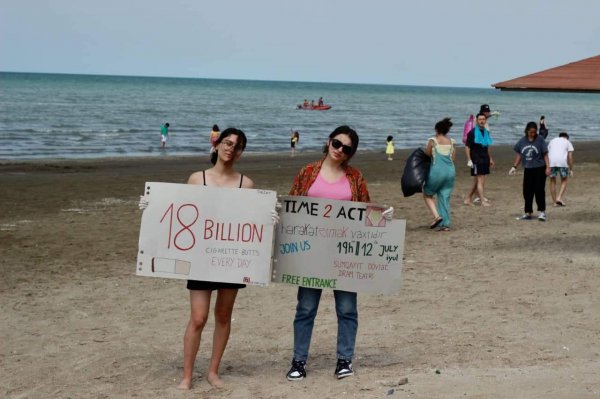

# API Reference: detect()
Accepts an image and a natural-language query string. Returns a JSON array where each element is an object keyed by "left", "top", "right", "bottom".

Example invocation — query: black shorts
[
  {"left": 187, "top": 280, "right": 246, "bottom": 291},
  {"left": 471, "top": 162, "right": 490, "bottom": 176}
]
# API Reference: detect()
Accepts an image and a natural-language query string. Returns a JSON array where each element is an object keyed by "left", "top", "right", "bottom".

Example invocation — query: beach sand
[{"left": 1, "top": 144, "right": 599, "bottom": 398}]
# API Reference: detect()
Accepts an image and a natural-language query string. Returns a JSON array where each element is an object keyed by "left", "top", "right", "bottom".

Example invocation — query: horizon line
[{"left": 0, "top": 70, "right": 493, "bottom": 90}]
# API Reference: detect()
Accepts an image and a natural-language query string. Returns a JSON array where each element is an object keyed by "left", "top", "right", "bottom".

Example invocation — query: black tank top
[{"left": 202, "top": 170, "right": 244, "bottom": 187}]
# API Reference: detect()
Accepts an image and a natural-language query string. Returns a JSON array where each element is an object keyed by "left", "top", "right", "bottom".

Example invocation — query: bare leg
[
  {"left": 464, "top": 177, "right": 477, "bottom": 205},
  {"left": 178, "top": 290, "right": 212, "bottom": 390},
  {"left": 549, "top": 177, "right": 557, "bottom": 204},
  {"left": 207, "top": 288, "right": 239, "bottom": 388},
  {"left": 423, "top": 194, "right": 440, "bottom": 220},
  {"left": 476, "top": 176, "right": 490, "bottom": 206},
  {"left": 557, "top": 177, "right": 569, "bottom": 203}
]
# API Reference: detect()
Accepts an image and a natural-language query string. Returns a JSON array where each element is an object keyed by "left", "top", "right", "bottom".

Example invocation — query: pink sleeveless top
[{"left": 307, "top": 172, "right": 352, "bottom": 200}]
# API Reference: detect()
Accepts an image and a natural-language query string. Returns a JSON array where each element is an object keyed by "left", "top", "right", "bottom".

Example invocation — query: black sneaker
[
  {"left": 286, "top": 359, "right": 306, "bottom": 381},
  {"left": 334, "top": 359, "right": 354, "bottom": 379}
]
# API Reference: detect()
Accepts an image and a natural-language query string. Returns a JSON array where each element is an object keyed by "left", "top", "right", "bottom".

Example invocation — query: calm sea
[{"left": 1, "top": 72, "right": 598, "bottom": 160}]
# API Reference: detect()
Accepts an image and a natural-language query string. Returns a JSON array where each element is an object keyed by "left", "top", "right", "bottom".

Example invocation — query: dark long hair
[
  {"left": 210, "top": 127, "right": 247, "bottom": 165},
  {"left": 322, "top": 125, "right": 359, "bottom": 162},
  {"left": 435, "top": 118, "right": 453, "bottom": 135},
  {"left": 524, "top": 121, "right": 538, "bottom": 135}
]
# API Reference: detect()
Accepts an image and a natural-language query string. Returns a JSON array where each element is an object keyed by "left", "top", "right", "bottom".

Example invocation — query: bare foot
[
  {"left": 463, "top": 199, "right": 472, "bottom": 206},
  {"left": 177, "top": 378, "right": 192, "bottom": 390},
  {"left": 207, "top": 372, "right": 224, "bottom": 388},
  {"left": 482, "top": 201, "right": 491, "bottom": 207}
]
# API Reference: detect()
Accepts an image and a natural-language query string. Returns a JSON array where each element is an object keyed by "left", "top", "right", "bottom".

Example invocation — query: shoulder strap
[
  {"left": 239, "top": 173, "right": 244, "bottom": 188},
  {"left": 202, "top": 170, "right": 207, "bottom": 186}
]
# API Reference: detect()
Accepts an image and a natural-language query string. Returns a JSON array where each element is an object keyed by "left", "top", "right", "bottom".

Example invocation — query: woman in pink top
[{"left": 286, "top": 126, "right": 392, "bottom": 381}]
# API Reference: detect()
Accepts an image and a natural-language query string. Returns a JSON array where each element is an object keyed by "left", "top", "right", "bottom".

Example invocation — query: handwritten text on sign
[
  {"left": 137, "top": 182, "right": 276, "bottom": 286},
  {"left": 273, "top": 196, "right": 406, "bottom": 294}
]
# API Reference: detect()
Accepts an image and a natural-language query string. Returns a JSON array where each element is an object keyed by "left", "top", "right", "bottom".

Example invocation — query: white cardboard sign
[
  {"left": 137, "top": 182, "right": 277, "bottom": 286},
  {"left": 273, "top": 196, "right": 406, "bottom": 294}
]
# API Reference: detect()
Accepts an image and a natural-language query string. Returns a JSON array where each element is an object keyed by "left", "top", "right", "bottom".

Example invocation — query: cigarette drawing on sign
[
  {"left": 137, "top": 182, "right": 277, "bottom": 287},
  {"left": 273, "top": 196, "right": 406, "bottom": 294}
]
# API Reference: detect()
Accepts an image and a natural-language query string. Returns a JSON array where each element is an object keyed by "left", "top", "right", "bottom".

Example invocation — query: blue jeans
[{"left": 292, "top": 287, "right": 358, "bottom": 362}]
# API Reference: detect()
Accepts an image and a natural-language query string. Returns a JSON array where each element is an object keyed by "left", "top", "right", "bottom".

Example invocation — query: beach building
[{"left": 492, "top": 54, "right": 600, "bottom": 93}]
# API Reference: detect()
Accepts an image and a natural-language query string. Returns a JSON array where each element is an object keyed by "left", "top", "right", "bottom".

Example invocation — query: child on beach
[{"left": 386, "top": 135, "right": 394, "bottom": 160}]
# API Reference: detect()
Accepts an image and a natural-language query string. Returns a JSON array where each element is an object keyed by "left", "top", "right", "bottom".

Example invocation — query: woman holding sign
[
  {"left": 179, "top": 128, "right": 256, "bottom": 389},
  {"left": 140, "top": 127, "right": 270, "bottom": 390},
  {"left": 285, "top": 125, "right": 393, "bottom": 381}
]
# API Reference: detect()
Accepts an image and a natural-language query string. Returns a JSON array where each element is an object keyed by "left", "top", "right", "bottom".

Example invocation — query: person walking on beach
[
  {"left": 479, "top": 104, "right": 493, "bottom": 130},
  {"left": 509, "top": 121, "right": 550, "bottom": 221},
  {"left": 290, "top": 130, "right": 300, "bottom": 157},
  {"left": 539, "top": 116, "right": 549, "bottom": 139},
  {"left": 386, "top": 135, "right": 394, "bottom": 160},
  {"left": 464, "top": 113, "right": 494, "bottom": 206},
  {"left": 471, "top": 104, "right": 496, "bottom": 204},
  {"left": 285, "top": 125, "right": 393, "bottom": 381},
  {"left": 423, "top": 118, "right": 456, "bottom": 231},
  {"left": 209, "top": 124, "right": 220, "bottom": 154},
  {"left": 140, "top": 128, "right": 277, "bottom": 390},
  {"left": 160, "top": 122, "right": 170, "bottom": 148},
  {"left": 548, "top": 132, "right": 574, "bottom": 206}
]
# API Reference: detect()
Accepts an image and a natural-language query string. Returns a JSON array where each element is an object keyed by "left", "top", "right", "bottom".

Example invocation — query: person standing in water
[
  {"left": 290, "top": 130, "right": 300, "bottom": 157},
  {"left": 161, "top": 122, "right": 170, "bottom": 148},
  {"left": 539, "top": 116, "right": 548, "bottom": 139}
]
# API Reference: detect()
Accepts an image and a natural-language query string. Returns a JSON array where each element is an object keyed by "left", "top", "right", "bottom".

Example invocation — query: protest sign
[
  {"left": 137, "top": 182, "right": 276, "bottom": 286},
  {"left": 273, "top": 196, "right": 406, "bottom": 294}
]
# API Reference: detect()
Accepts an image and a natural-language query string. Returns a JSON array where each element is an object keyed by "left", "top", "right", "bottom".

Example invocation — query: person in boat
[
  {"left": 303, "top": 99, "right": 309, "bottom": 108},
  {"left": 318, "top": 97, "right": 324, "bottom": 106}
]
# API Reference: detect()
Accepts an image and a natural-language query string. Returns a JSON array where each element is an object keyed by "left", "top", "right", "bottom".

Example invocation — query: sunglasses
[{"left": 331, "top": 138, "right": 353, "bottom": 155}]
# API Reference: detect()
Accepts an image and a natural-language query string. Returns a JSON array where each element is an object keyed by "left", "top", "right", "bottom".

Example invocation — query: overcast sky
[{"left": 1, "top": 0, "right": 599, "bottom": 88}]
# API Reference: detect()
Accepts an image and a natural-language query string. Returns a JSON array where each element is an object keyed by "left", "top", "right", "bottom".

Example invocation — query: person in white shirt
[{"left": 547, "top": 132, "right": 574, "bottom": 206}]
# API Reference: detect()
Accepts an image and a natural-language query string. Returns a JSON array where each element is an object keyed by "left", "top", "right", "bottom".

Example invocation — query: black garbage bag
[{"left": 401, "top": 148, "right": 431, "bottom": 197}]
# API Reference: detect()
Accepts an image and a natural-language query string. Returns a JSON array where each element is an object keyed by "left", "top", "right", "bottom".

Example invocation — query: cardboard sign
[
  {"left": 273, "top": 196, "right": 406, "bottom": 294},
  {"left": 137, "top": 182, "right": 277, "bottom": 286}
]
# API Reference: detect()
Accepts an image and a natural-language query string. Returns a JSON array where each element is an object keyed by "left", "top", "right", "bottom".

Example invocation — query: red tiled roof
[{"left": 492, "top": 55, "right": 600, "bottom": 92}]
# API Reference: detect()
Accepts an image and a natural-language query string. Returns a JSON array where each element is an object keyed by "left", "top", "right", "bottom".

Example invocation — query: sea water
[{"left": 1, "top": 72, "right": 598, "bottom": 160}]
